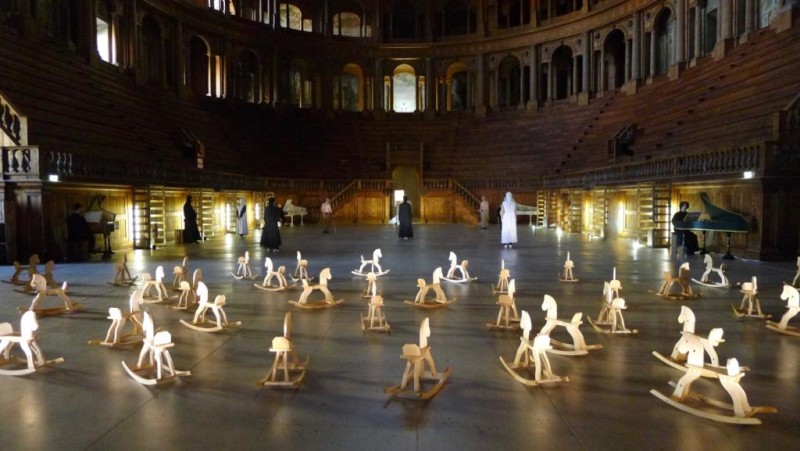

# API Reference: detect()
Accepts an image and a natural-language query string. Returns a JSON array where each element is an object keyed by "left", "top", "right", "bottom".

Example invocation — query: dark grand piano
[{"left": 672, "top": 192, "right": 749, "bottom": 259}]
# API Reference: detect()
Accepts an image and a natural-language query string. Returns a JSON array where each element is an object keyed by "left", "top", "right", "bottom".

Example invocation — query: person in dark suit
[
  {"left": 398, "top": 196, "right": 413, "bottom": 239},
  {"left": 183, "top": 195, "right": 202, "bottom": 243},
  {"left": 260, "top": 197, "right": 282, "bottom": 251}
]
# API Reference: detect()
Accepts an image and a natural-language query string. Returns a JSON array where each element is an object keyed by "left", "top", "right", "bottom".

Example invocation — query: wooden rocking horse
[
  {"left": 173, "top": 268, "right": 203, "bottom": 311},
  {"left": 20, "top": 274, "right": 83, "bottom": 316},
  {"left": 109, "top": 254, "right": 137, "bottom": 286},
  {"left": 732, "top": 276, "right": 769, "bottom": 318},
  {"left": 171, "top": 257, "right": 189, "bottom": 290},
  {"left": 122, "top": 312, "right": 190, "bottom": 385},
  {"left": 291, "top": 251, "right": 313, "bottom": 282},
  {"left": 255, "top": 257, "right": 292, "bottom": 291},
  {"left": 352, "top": 248, "right": 390, "bottom": 276},
  {"left": 14, "top": 254, "right": 42, "bottom": 294},
  {"left": 559, "top": 252, "right": 579, "bottom": 282},
  {"left": 404, "top": 267, "right": 455, "bottom": 308},
  {"left": 692, "top": 254, "right": 730, "bottom": 288},
  {"left": 257, "top": 311, "right": 308, "bottom": 388},
  {"left": 42, "top": 260, "right": 59, "bottom": 287},
  {"left": 361, "top": 271, "right": 380, "bottom": 298},
  {"left": 141, "top": 265, "right": 170, "bottom": 303},
  {"left": 3, "top": 260, "right": 26, "bottom": 285},
  {"left": 442, "top": 251, "right": 476, "bottom": 283},
  {"left": 493, "top": 259, "right": 511, "bottom": 294},
  {"left": 486, "top": 278, "right": 520, "bottom": 330},
  {"left": 88, "top": 289, "right": 146, "bottom": 347},
  {"left": 766, "top": 284, "right": 800, "bottom": 336},
  {"left": 180, "top": 282, "right": 242, "bottom": 333},
  {"left": 0, "top": 311, "right": 64, "bottom": 376},
  {"left": 538, "top": 294, "right": 601, "bottom": 355},
  {"left": 587, "top": 282, "right": 637, "bottom": 334},
  {"left": 499, "top": 310, "right": 568, "bottom": 386},
  {"left": 651, "top": 334, "right": 776, "bottom": 425},
  {"left": 361, "top": 294, "right": 391, "bottom": 334},
  {"left": 654, "top": 262, "right": 698, "bottom": 300},
  {"left": 384, "top": 318, "right": 450, "bottom": 400},
  {"left": 289, "top": 268, "right": 344, "bottom": 309},
  {"left": 231, "top": 251, "right": 256, "bottom": 280}
]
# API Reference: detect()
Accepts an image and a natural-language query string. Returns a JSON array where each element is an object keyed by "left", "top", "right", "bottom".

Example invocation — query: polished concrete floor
[{"left": 0, "top": 223, "right": 798, "bottom": 450}]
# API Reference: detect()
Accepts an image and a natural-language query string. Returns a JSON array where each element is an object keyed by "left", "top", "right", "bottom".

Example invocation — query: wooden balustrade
[{"left": 0, "top": 90, "right": 27, "bottom": 145}]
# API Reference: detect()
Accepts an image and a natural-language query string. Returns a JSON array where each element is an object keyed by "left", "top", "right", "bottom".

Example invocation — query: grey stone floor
[{"left": 0, "top": 223, "right": 798, "bottom": 451}]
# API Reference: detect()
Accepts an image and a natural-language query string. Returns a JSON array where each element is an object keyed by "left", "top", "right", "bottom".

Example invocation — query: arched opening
[
  {"left": 335, "top": 63, "right": 363, "bottom": 111},
  {"left": 654, "top": 8, "right": 675, "bottom": 76},
  {"left": 392, "top": 165, "right": 420, "bottom": 219},
  {"left": 289, "top": 59, "right": 312, "bottom": 108},
  {"left": 759, "top": 0, "right": 779, "bottom": 28},
  {"left": 497, "top": 56, "right": 521, "bottom": 107},
  {"left": 333, "top": 11, "right": 363, "bottom": 37},
  {"left": 551, "top": 46, "right": 573, "bottom": 100},
  {"left": 279, "top": 3, "right": 308, "bottom": 31},
  {"left": 188, "top": 35, "right": 210, "bottom": 95},
  {"left": 95, "top": 0, "right": 116, "bottom": 64},
  {"left": 604, "top": 29, "right": 626, "bottom": 90},
  {"left": 238, "top": 50, "right": 260, "bottom": 103},
  {"left": 445, "top": 61, "right": 471, "bottom": 112},
  {"left": 392, "top": 64, "right": 417, "bottom": 113},
  {"left": 140, "top": 15, "right": 162, "bottom": 85}
]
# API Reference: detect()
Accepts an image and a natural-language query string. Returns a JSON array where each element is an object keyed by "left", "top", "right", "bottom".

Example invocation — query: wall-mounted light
[
  {"left": 48, "top": 174, "right": 59, "bottom": 182},
  {"left": 743, "top": 171, "right": 754, "bottom": 179}
]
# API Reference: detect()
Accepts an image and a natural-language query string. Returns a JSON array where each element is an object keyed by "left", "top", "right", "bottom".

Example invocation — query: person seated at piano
[
  {"left": 183, "top": 195, "right": 202, "bottom": 244},
  {"left": 672, "top": 201, "right": 699, "bottom": 257},
  {"left": 67, "top": 203, "right": 94, "bottom": 261}
]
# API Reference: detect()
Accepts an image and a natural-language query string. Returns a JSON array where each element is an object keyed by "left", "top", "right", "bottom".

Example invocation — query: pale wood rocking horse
[
  {"left": 442, "top": 251, "right": 476, "bottom": 283},
  {"left": 352, "top": 248, "right": 390, "bottom": 277},
  {"left": 173, "top": 268, "right": 203, "bottom": 310},
  {"left": 499, "top": 310, "right": 568, "bottom": 386},
  {"left": 539, "top": 294, "right": 601, "bottom": 355},
  {"left": 486, "top": 278, "right": 520, "bottom": 330},
  {"left": 587, "top": 281, "right": 637, "bottom": 334},
  {"left": 360, "top": 272, "right": 390, "bottom": 333},
  {"left": 651, "top": 331, "right": 776, "bottom": 425},
  {"left": 20, "top": 274, "right": 83, "bottom": 316},
  {"left": 384, "top": 317, "right": 450, "bottom": 400},
  {"left": 291, "top": 251, "right": 313, "bottom": 282},
  {"left": 289, "top": 268, "right": 344, "bottom": 309},
  {"left": 559, "top": 252, "right": 579, "bottom": 282},
  {"left": 0, "top": 311, "right": 64, "bottom": 376},
  {"left": 654, "top": 262, "right": 698, "bottom": 300},
  {"left": 255, "top": 257, "right": 292, "bottom": 291},
  {"left": 180, "top": 281, "right": 242, "bottom": 332},
  {"left": 141, "top": 265, "right": 170, "bottom": 303},
  {"left": 231, "top": 251, "right": 256, "bottom": 280},
  {"left": 14, "top": 254, "right": 42, "bottom": 294},
  {"left": 766, "top": 284, "right": 800, "bottom": 336},
  {"left": 257, "top": 311, "right": 308, "bottom": 388},
  {"left": 171, "top": 257, "right": 189, "bottom": 290},
  {"left": 362, "top": 271, "right": 379, "bottom": 298},
  {"left": 404, "top": 267, "right": 455, "bottom": 308},
  {"left": 122, "top": 312, "right": 190, "bottom": 385},
  {"left": 732, "top": 276, "right": 769, "bottom": 318},
  {"left": 88, "top": 289, "right": 146, "bottom": 347},
  {"left": 109, "top": 254, "right": 137, "bottom": 287},
  {"left": 493, "top": 259, "right": 511, "bottom": 294},
  {"left": 691, "top": 254, "right": 730, "bottom": 288}
]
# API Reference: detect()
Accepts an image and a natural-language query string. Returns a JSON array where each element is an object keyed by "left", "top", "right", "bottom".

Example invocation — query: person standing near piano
[
  {"left": 183, "top": 195, "right": 202, "bottom": 244},
  {"left": 672, "top": 201, "right": 699, "bottom": 257}
]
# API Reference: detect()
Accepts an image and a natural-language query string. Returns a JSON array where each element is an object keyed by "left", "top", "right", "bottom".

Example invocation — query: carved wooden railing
[
  {"left": 2, "top": 145, "right": 39, "bottom": 181},
  {"left": 423, "top": 178, "right": 481, "bottom": 218},
  {"left": 330, "top": 179, "right": 389, "bottom": 210},
  {"left": 0, "top": 90, "right": 27, "bottom": 146}
]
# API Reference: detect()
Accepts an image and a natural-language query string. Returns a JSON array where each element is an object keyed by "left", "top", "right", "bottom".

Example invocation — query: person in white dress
[
  {"left": 236, "top": 198, "right": 248, "bottom": 238},
  {"left": 500, "top": 192, "right": 517, "bottom": 248}
]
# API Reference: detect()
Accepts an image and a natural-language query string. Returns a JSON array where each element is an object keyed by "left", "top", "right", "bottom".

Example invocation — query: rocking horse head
[
  {"left": 703, "top": 254, "right": 713, "bottom": 268},
  {"left": 520, "top": 310, "right": 532, "bottom": 336},
  {"left": 507, "top": 279, "right": 516, "bottom": 298},
  {"left": 781, "top": 284, "right": 799, "bottom": 308},
  {"left": 142, "top": 312, "right": 155, "bottom": 339},
  {"left": 679, "top": 262, "right": 690, "bottom": 276},
  {"left": 707, "top": 328, "right": 725, "bottom": 347},
  {"left": 129, "top": 289, "right": 144, "bottom": 313},
  {"left": 726, "top": 358, "right": 742, "bottom": 377},
  {"left": 283, "top": 311, "right": 292, "bottom": 339},
  {"left": 193, "top": 268, "right": 203, "bottom": 285},
  {"left": 242, "top": 251, "right": 250, "bottom": 263},
  {"left": 419, "top": 317, "right": 431, "bottom": 348},
  {"left": 155, "top": 266, "right": 165, "bottom": 282},
  {"left": 541, "top": 294, "right": 557, "bottom": 319},
  {"left": 678, "top": 305, "right": 696, "bottom": 333},
  {"left": 373, "top": 249, "right": 382, "bottom": 262},
  {"left": 319, "top": 268, "right": 332, "bottom": 285},
  {"left": 30, "top": 274, "right": 47, "bottom": 292},
  {"left": 448, "top": 252, "right": 457, "bottom": 265},
  {"left": 432, "top": 267, "right": 444, "bottom": 284},
  {"left": 196, "top": 281, "right": 209, "bottom": 305},
  {"left": 29, "top": 254, "right": 40, "bottom": 266},
  {"left": 264, "top": 257, "right": 274, "bottom": 273}
]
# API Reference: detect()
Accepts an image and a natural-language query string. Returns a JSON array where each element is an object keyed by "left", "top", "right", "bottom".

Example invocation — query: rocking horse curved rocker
[
  {"left": 766, "top": 284, "right": 800, "bottom": 336},
  {"left": 499, "top": 310, "right": 568, "bottom": 386},
  {"left": 538, "top": 294, "right": 601, "bottom": 355},
  {"left": 289, "top": 268, "right": 344, "bottom": 309},
  {"left": 0, "top": 311, "right": 64, "bottom": 376},
  {"left": 486, "top": 278, "right": 520, "bottom": 330},
  {"left": 257, "top": 311, "right": 308, "bottom": 388},
  {"left": 404, "top": 267, "right": 455, "bottom": 308},
  {"left": 180, "top": 281, "right": 242, "bottom": 333},
  {"left": 122, "top": 312, "right": 190, "bottom": 385},
  {"left": 20, "top": 274, "right": 83, "bottom": 316},
  {"left": 384, "top": 317, "right": 450, "bottom": 400},
  {"left": 254, "top": 257, "right": 293, "bottom": 292},
  {"left": 231, "top": 251, "right": 256, "bottom": 280},
  {"left": 441, "top": 251, "right": 477, "bottom": 283},
  {"left": 352, "top": 248, "right": 390, "bottom": 277},
  {"left": 692, "top": 254, "right": 730, "bottom": 288}
]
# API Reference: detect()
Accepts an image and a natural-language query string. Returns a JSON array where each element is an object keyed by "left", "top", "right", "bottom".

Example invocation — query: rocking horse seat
[{"left": 256, "top": 337, "right": 309, "bottom": 388}]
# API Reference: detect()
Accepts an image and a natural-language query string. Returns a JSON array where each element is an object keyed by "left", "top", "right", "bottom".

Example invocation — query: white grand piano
[
  {"left": 282, "top": 199, "right": 308, "bottom": 226},
  {"left": 515, "top": 202, "right": 538, "bottom": 225}
]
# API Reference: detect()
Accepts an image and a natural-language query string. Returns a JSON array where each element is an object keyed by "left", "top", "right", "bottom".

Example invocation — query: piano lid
[{"left": 673, "top": 192, "right": 749, "bottom": 233}]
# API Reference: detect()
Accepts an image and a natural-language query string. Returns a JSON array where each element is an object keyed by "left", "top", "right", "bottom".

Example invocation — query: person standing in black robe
[
  {"left": 183, "top": 195, "right": 202, "bottom": 243},
  {"left": 260, "top": 197, "right": 282, "bottom": 251},
  {"left": 398, "top": 196, "right": 413, "bottom": 239}
]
